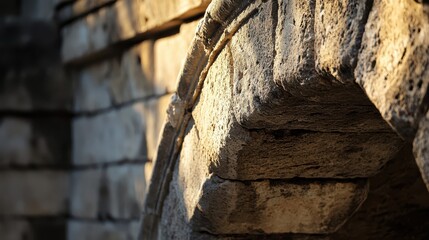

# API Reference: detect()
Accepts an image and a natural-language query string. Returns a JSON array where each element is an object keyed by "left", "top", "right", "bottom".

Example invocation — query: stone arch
[{"left": 140, "top": 0, "right": 429, "bottom": 238}]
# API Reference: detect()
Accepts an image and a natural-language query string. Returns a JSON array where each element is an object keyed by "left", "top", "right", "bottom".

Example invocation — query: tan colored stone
[
  {"left": 0, "top": 171, "right": 69, "bottom": 216},
  {"left": 167, "top": 122, "right": 368, "bottom": 234},
  {"left": 62, "top": 0, "right": 209, "bottom": 63},
  {"left": 227, "top": 0, "right": 390, "bottom": 132},
  {"left": 154, "top": 21, "right": 199, "bottom": 95},
  {"left": 0, "top": 118, "right": 71, "bottom": 167},
  {"left": 314, "top": 0, "right": 371, "bottom": 83},
  {"left": 193, "top": 43, "right": 403, "bottom": 180},
  {"left": 355, "top": 0, "right": 429, "bottom": 139}
]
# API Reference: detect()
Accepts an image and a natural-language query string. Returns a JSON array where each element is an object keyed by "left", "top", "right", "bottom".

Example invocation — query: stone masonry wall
[{"left": 0, "top": 0, "right": 208, "bottom": 239}]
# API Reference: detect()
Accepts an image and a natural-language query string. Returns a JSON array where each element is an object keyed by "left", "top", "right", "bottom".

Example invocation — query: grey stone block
[
  {"left": 0, "top": 117, "right": 71, "bottom": 166},
  {"left": 0, "top": 171, "right": 69, "bottom": 216}
]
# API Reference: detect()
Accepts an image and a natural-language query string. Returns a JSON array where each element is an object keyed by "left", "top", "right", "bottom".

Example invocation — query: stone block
[
  {"left": 67, "top": 220, "right": 139, "bottom": 240},
  {"left": 154, "top": 21, "right": 199, "bottom": 95},
  {"left": 413, "top": 111, "right": 429, "bottom": 191},
  {"left": 226, "top": 0, "right": 389, "bottom": 132},
  {"left": 62, "top": 0, "right": 208, "bottom": 63},
  {"left": 164, "top": 123, "right": 369, "bottom": 234},
  {"left": 70, "top": 163, "right": 151, "bottom": 219},
  {"left": 70, "top": 168, "right": 102, "bottom": 219},
  {"left": 73, "top": 20, "right": 197, "bottom": 112},
  {"left": 314, "top": 0, "right": 371, "bottom": 83},
  {"left": 193, "top": 43, "right": 403, "bottom": 180},
  {"left": 20, "top": 0, "right": 57, "bottom": 20},
  {"left": 73, "top": 41, "right": 155, "bottom": 112},
  {"left": 0, "top": 20, "right": 71, "bottom": 111},
  {"left": 0, "top": 171, "right": 69, "bottom": 216},
  {"left": 0, "top": 219, "right": 67, "bottom": 240},
  {"left": 73, "top": 95, "right": 170, "bottom": 165},
  {"left": 0, "top": 117, "right": 71, "bottom": 167},
  {"left": 355, "top": 0, "right": 429, "bottom": 139},
  {"left": 57, "top": 0, "right": 117, "bottom": 24}
]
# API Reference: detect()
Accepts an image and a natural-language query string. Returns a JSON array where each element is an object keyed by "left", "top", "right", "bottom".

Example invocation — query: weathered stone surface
[
  {"left": 0, "top": 219, "right": 67, "bottom": 240},
  {"left": 194, "top": 44, "right": 403, "bottom": 180},
  {"left": 274, "top": 0, "right": 366, "bottom": 103},
  {"left": 70, "top": 163, "right": 151, "bottom": 219},
  {"left": 73, "top": 41, "right": 155, "bottom": 112},
  {"left": 227, "top": 0, "right": 390, "bottom": 132},
  {"left": 0, "top": 171, "right": 69, "bottom": 216},
  {"left": 314, "top": 0, "right": 371, "bottom": 83},
  {"left": 413, "top": 111, "right": 429, "bottom": 191},
  {"left": 73, "top": 21, "right": 197, "bottom": 112},
  {"left": 0, "top": 117, "right": 71, "bottom": 166},
  {"left": 67, "top": 220, "right": 139, "bottom": 240},
  {"left": 62, "top": 0, "right": 208, "bottom": 63},
  {"left": 167, "top": 124, "right": 369, "bottom": 234},
  {"left": 0, "top": 20, "right": 71, "bottom": 111},
  {"left": 334, "top": 146, "right": 429, "bottom": 240},
  {"left": 355, "top": 0, "right": 429, "bottom": 139}
]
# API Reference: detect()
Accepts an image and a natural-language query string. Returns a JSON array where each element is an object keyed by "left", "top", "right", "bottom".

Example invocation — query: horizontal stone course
[
  {"left": 61, "top": 0, "right": 209, "bottom": 63},
  {"left": 0, "top": 170, "right": 69, "bottom": 216},
  {"left": 73, "top": 20, "right": 198, "bottom": 112},
  {"left": 70, "top": 163, "right": 152, "bottom": 219},
  {"left": 73, "top": 94, "right": 171, "bottom": 165}
]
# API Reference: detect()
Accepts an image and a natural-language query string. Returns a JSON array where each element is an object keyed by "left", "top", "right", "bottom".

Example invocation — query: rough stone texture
[
  {"left": 62, "top": 0, "right": 209, "bottom": 63},
  {"left": 193, "top": 43, "right": 403, "bottom": 180},
  {"left": 0, "top": 219, "right": 67, "bottom": 240},
  {"left": 413, "top": 111, "right": 429, "bottom": 190},
  {"left": 274, "top": 0, "right": 365, "bottom": 103},
  {"left": 333, "top": 146, "right": 429, "bottom": 239},
  {"left": 0, "top": 20, "right": 71, "bottom": 111},
  {"left": 314, "top": 0, "right": 371, "bottom": 83},
  {"left": 355, "top": 0, "right": 429, "bottom": 139},
  {"left": 0, "top": 171, "right": 69, "bottom": 216},
  {"left": 0, "top": 117, "right": 71, "bottom": 167},
  {"left": 73, "top": 21, "right": 197, "bottom": 112},
  {"left": 70, "top": 164, "right": 151, "bottom": 219},
  {"left": 228, "top": 0, "right": 390, "bottom": 132},
  {"left": 67, "top": 220, "right": 139, "bottom": 240},
  {"left": 163, "top": 122, "right": 369, "bottom": 235}
]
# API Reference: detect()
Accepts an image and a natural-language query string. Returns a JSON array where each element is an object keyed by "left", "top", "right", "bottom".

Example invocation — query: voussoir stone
[
  {"left": 355, "top": 0, "right": 429, "bottom": 140},
  {"left": 193, "top": 42, "right": 403, "bottom": 180},
  {"left": 228, "top": 0, "right": 390, "bottom": 132},
  {"left": 314, "top": 0, "right": 371, "bottom": 84}
]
